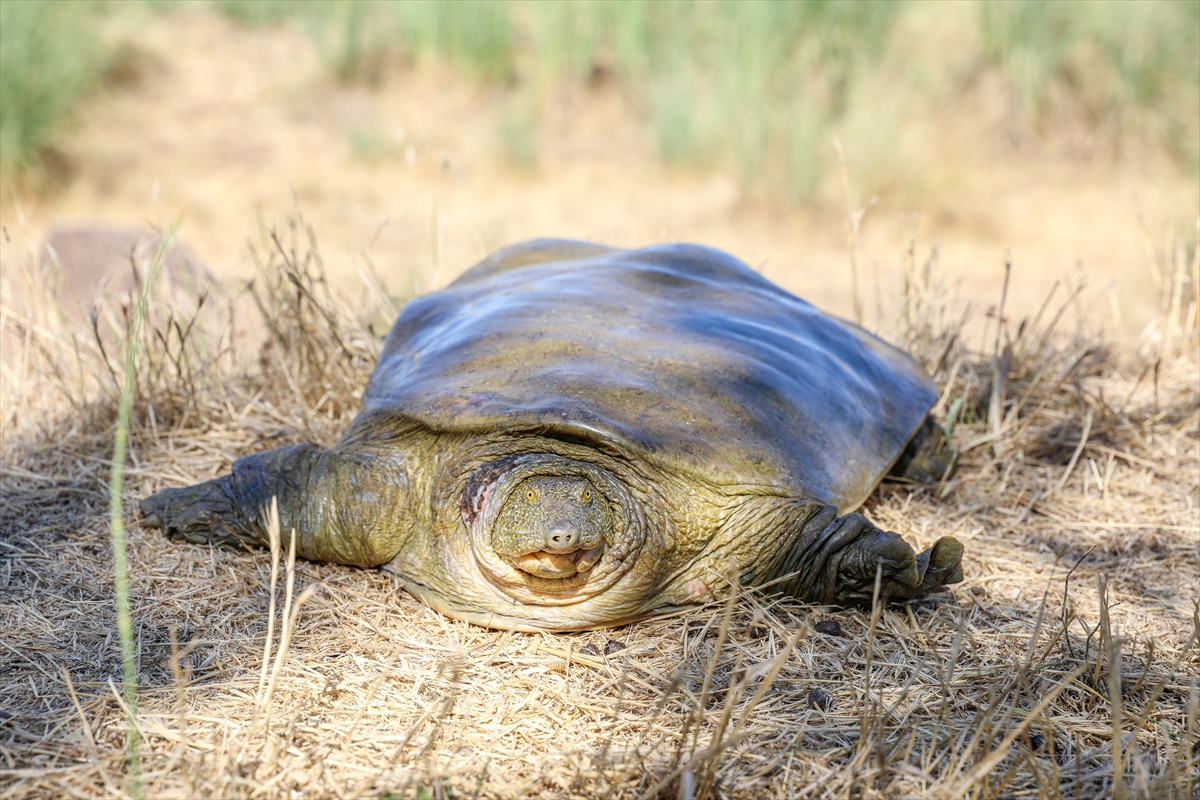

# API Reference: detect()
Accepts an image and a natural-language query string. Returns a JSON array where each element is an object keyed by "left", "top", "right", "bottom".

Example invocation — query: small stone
[
  {"left": 705, "top": 676, "right": 731, "bottom": 708},
  {"left": 604, "top": 639, "right": 626, "bottom": 655},
  {"left": 578, "top": 644, "right": 601, "bottom": 657},
  {"left": 814, "top": 620, "right": 842, "bottom": 636},
  {"left": 807, "top": 687, "right": 832, "bottom": 710},
  {"left": 1027, "top": 732, "right": 1067, "bottom": 762}
]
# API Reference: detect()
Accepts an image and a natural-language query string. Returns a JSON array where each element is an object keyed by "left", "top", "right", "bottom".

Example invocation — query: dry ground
[{"left": 1, "top": 219, "right": 1197, "bottom": 799}]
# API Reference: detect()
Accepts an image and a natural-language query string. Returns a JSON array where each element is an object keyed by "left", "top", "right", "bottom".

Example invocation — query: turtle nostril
[{"left": 546, "top": 529, "right": 578, "bottom": 551}]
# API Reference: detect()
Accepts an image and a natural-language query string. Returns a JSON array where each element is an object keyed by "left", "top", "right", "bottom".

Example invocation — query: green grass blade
[{"left": 108, "top": 223, "right": 179, "bottom": 799}]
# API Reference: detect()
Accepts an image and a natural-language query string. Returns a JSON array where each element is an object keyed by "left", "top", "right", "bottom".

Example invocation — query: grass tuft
[
  {"left": 978, "top": 0, "right": 1200, "bottom": 164},
  {"left": 554, "top": 0, "right": 903, "bottom": 200},
  {"left": 0, "top": 0, "right": 108, "bottom": 188},
  {"left": 393, "top": 0, "right": 515, "bottom": 82}
]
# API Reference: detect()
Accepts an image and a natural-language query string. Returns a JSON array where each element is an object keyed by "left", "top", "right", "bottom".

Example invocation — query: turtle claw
[
  {"left": 929, "top": 536, "right": 964, "bottom": 571},
  {"left": 862, "top": 528, "right": 921, "bottom": 589},
  {"left": 139, "top": 478, "right": 256, "bottom": 550},
  {"left": 896, "top": 536, "right": 965, "bottom": 599},
  {"left": 925, "top": 536, "right": 965, "bottom": 586}
]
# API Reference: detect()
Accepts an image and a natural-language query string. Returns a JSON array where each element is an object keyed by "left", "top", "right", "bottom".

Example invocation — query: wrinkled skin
[{"left": 142, "top": 240, "right": 965, "bottom": 632}]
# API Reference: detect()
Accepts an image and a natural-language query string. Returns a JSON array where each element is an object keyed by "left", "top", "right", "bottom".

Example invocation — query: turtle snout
[
  {"left": 528, "top": 495, "right": 606, "bottom": 554},
  {"left": 545, "top": 527, "right": 584, "bottom": 554}
]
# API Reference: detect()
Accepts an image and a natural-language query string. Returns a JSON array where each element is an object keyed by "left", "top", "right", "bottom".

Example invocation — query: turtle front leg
[
  {"left": 141, "top": 443, "right": 413, "bottom": 569},
  {"left": 141, "top": 443, "right": 317, "bottom": 552},
  {"left": 776, "top": 506, "right": 964, "bottom": 606},
  {"left": 140, "top": 469, "right": 260, "bottom": 550}
]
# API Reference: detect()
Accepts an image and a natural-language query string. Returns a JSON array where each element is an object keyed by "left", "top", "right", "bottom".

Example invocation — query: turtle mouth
[{"left": 508, "top": 544, "right": 605, "bottom": 579}]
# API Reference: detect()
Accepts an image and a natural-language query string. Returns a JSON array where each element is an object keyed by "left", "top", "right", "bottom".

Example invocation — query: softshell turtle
[{"left": 142, "top": 240, "right": 964, "bottom": 632}]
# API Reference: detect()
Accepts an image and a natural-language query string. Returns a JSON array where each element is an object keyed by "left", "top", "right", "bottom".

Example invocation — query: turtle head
[
  {"left": 490, "top": 476, "right": 612, "bottom": 579},
  {"left": 444, "top": 454, "right": 650, "bottom": 620}
]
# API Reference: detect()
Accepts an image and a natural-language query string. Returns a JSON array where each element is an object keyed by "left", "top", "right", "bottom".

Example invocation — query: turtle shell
[{"left": 360, "top": 240, "right": 937, "bottom": 512}]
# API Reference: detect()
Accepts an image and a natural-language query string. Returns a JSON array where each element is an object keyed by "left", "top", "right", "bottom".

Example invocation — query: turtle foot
[
  {"left": 888, "top": 416, "right": 956, "bottom": 485},
  {"left": 139, "top": 478, "right": 260, "bottom": 550},
  {"left": 812, "top": 512, "right": 965, "bottom": 606},
  {"left": 867, "top": 534, "right": 964, "bottom": 602}
]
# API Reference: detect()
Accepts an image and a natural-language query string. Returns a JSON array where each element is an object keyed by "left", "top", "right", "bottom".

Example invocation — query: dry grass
[{"left": 1, "top": 215, "right": 1197, "bottom": 799}]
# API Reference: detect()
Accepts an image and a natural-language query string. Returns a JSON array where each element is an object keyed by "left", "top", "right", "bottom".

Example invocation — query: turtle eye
[
  {"left": 526, "top": 489, "right": 537, "bottom": 502},
  {"left": 580, "top": 488, "right": 592, "bottom": 503}
]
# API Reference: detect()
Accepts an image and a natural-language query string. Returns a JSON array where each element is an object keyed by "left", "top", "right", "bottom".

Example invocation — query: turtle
[{"left": 141, "top": 239, "right": 964, "bottom": 632}]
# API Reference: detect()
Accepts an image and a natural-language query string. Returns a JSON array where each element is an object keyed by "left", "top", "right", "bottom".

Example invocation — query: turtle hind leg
[{"left": 887, "top": 416, "right": 956, "bottom": 485}]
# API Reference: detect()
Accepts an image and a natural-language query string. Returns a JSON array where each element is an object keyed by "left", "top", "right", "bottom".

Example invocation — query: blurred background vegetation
[
  {"left": 0, "top": 0, "right": 107, "bottom": 183},
  {"left": 3, "top": 0, "right": 1197, "bottom": 199}
]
